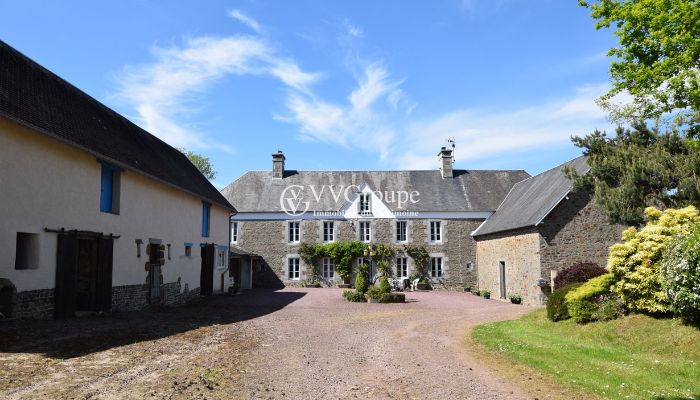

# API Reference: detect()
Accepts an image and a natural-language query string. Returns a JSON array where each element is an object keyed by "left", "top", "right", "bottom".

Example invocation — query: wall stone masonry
[
  {"left": 112, "top": 284, "right": 149, "bottom": 312},
  {"left": 14, "top": 288, "right": 54, "bottom": 319}
]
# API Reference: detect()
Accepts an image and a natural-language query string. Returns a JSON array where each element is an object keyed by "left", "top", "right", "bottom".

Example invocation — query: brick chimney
[
  {"left": 272, "top": 150, "right": 286, "bottom": 179},
  {"left": 438, "top": 147, "right": 453, "bottom": 178}
]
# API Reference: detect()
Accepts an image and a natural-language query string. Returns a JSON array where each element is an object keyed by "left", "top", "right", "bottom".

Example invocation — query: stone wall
[
  {"left": 14, "top": 288, "right": 54, "bottom": 319},
  {"left": 237, "top": 218, "right": 482, "bottom": 289},
  {"left": 112, "top": 284, "right": 149, "bottom": 312},
  {"left": 475, "top": 227, "right": 544, "bottom": 305},
  {"left": 538, "top": 190, "right": 625, "bottom": 290}
]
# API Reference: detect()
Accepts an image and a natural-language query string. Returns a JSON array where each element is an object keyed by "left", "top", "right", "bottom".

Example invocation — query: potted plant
[
  {"left": 365, "top": 285, "right": 383, "bottom": 303},
  {"left": 509, "top": 293, "right": 522, "bottom": 304},
  {"left": 480, "top": 289, "right": 490, "bottom": 299},
  {"left": 463, "top": 286, "right": 471, "bottom": 292},
  {"left": 472, "top": 288, "right": 481, "bottom": 296},
  {"left": 416, "top": 278, "right": 432, "bottom": 290}
]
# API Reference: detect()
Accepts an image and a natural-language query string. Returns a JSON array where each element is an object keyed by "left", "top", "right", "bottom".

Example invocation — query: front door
[
  {"left": 499, "top": 261, "right": 507, "bottom": 299},
  {"left": 148, "top": 243, "right": 163, "bottom": 304},
  {"left": 200, "top": 244, "right": 215, "bottom": 295}
]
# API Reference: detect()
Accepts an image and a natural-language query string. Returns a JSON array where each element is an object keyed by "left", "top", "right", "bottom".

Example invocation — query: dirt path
[{"left": 0, "top": 288, "right": 534, "bottom": 399}]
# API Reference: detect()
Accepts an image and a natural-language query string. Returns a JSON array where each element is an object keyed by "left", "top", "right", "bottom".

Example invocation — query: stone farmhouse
[
  {"left": 222, "top": 150, "right": 529, "bottom": 290},
  {"left": 472, "top": 156, "right": 624, "bottom": 305},
  {"left": 0, "top": 41, "right": 235, "bottom": 319}
]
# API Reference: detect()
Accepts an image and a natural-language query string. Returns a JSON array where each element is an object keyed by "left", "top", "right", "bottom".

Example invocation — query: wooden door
[
  {"left": 96, "top": 238, "right": 114, "bottom": 311},
  {"left": 200, "top": 244, "right": 215, "bottom": 296},
  {"left": 499, "top": 261, "right": 507, "bottom": 299},
  {"left": 55, "top": 233, "right": 78, "bottom": 319}
]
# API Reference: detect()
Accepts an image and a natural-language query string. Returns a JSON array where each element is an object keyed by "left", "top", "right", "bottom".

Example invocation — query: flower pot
[
  {"left": 367, "top": 298, "right": 380, "bottom": 303},
  {"left": 337, "top": 284, "right": 351, "bottom": 289},
  {"left": 416, "top": 283, "right": 431, "bottom": 290},
  {"left": 483, "top": 293, "right": 490, "bottom": 299},
  {"left": 510, "top": 298, "right": 522, "bottom": 304},
  {"left": 463, "top": 287, "right": 471, "bottom": 292}
]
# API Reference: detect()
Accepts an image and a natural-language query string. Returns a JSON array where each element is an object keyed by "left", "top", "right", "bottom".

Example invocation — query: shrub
[
  {"left": 509, "top": 294, "right": 522, "bottom": 304},
  {"left": 365, "top": 285, "right": 384, "bottom": 301},
  {"left": 480, "top": 289, "right": 491, "bottom": 298},
  {"left": 380, "top": 293, "right": 405, "bottom": 303},
  {"left": 554, "top": 262, "right": 606, "bottom": 289},
  {"left": 660, "top": 226, "right": 700, "bottom": 323},
  {"left": 378, "top": 276, "right": 391, "bottom": 295},
  {"left": 566, "top": 274, "right": 617, "bottom": 324},
  {"left": 355, "top": 262, "right": 369, "bottom": 293},
  {"left": 608, "top": 206, "right": 700, "bottom": 314},
  {"left": 342, "top": 290, "right": 365, "bottom": 302},
  {"left": 594, "top": 295, "right": 626, "bottom": 322},
  {"left": 546, "top": 283, "right": 583, "bottom": 321}
]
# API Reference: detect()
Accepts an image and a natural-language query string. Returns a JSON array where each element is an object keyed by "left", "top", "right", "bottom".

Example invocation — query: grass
[{"left": 472, "top": 310, "right": 699, "bottom": 400}]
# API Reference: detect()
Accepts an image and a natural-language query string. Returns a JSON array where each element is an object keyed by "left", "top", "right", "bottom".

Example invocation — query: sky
[{"left": 0, "top": 0, "right": 619, "bottom": 188}]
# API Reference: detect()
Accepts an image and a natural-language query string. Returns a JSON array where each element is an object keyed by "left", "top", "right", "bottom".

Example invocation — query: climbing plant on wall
[{"left": 404, "top": 245, "right": 430, "bottom": 278}]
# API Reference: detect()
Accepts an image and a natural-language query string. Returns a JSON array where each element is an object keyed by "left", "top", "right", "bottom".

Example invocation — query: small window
[
  {"left": 184, "top": 243, "right": 193, "bottom": 257},
  {"left": 396, "top": 257, "right": 408, "bottom": 278},
  {"left": 359, "top": 193, "right": 371, "bottom": 216},
  {"left": 202, "top": 202, "right": 211, "bottom": 237},
  {"left": 288, "top": 257, "right": 300, "bottom": 280},
  {"left": 323, "top": 222, "right": 335, "bottom": 242},
  {"left": 431, "top": 257, "right": 443, "bottom": 278},
  {"left": 288, "top": 221, "right": 300, "bottom": 243},
  {"left": 15, "top": 232, "right": 39, "bottom": 270},
  {"left": 359, "top": 221, "right": 371, "bottom": 243},
  {"left": 396, "top": 221, "right": 407, "bottom": 242},
  {"left": 322, "top": 257, "right": 335, "bottom": 279},
  {"left": 100, "top": 163, "right": 120, "bottom": 214},
  {"left": 217, "top": 248, "right": 227, "bottom": 268},
  {"left": 430, "top": 221, "right": 442, "bottom": 242},
  {"left": 466, "top": 262, "right": 473, "bottom": 272},
  {"left": 231, "top": 222, "right": 239, "bottom": 244}
]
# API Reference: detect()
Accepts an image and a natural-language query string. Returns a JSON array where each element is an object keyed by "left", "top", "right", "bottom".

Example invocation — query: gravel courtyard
[{"left": 0, "top": 288, "right": 535, "bottom": 399}]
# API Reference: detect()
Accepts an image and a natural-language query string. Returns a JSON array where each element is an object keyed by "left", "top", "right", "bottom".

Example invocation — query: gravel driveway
[{"left": 0, "top": 288, "right": 534, "bottom": 399}]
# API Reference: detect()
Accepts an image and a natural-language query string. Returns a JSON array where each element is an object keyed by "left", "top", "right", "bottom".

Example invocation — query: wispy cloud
[
  {"left": 229, "top": 9, "right": 262, "bottom": 34},
  {"left": 344, "top": 21, "right": 364, "bottom": 38}
]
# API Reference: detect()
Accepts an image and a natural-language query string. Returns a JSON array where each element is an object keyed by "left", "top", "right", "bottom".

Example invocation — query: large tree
[
  {"left": 178, "top": 148, "right": 217, "bottom": 181},
  {"left": 579, "top": 0, "right": 700, "bottom": 134}
]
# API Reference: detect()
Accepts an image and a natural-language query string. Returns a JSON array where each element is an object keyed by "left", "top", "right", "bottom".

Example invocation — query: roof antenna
[{"left": 447, "top": 137, "right": 456, "bottom": 164}]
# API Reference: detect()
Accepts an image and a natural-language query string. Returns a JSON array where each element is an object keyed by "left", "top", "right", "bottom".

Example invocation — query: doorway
[
  {"left": 499, "top": 261, "right": 507, "bottom": 299},
  {"left": 200, "top": 244, "right": 215, "bottom": 296},
  {"left": 148, "top": 243, "right": 163, "bottom": 304}
]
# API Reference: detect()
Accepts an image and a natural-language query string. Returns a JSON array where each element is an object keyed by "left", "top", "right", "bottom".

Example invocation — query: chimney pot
[
  {"left": 437, "top": 147, "right": 453, "bottom": 178},
  {"left": 272, "top": 151, "right": 286, "bottom": 179}
]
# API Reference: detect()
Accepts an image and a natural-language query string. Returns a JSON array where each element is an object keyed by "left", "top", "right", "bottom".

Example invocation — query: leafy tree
[
  {"left": 579, "top": 0, "right": 700, "bottom": 134},
  {"left": 178, "top": 148, "right": 217, "bottom": 180},
  {"left": 568, "top": 124, "right": 700, "bottom": 225}
]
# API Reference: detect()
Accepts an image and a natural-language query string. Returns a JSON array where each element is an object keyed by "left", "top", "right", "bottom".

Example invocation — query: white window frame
[
  {"left": 396, "top": 256, "right": 408, "bottom": 278},
  {"left": 231, "top": 221, "right": 238, "bottom": 244},
  {"left": 431, "top": 257, "right": 443, "bottom": 278},
  {"left": 217, "top": 248, "right": 227, "bottom": 268},
  {"left": 429, "top": 221, "right": 442, "bottom": 242},
  {"left": 322, "top": 257, "right": 335, "bottom": 279},
  {"left": 323, "top": 221, "right": 335, "bottom": 242},
  {"left": 288, "top": 221, "right": 300, "bottom": 243},
  {"left": 359, "top": 193, "right": 371, "bottom": 216},
  {"left": 359, "top": 221, "right": 371, "bottom": 243},
  {"left": 396, "top": 220, "right": 407, "bottom": 242},
  {"left": 288, "top": 257, "right": 300, "bottom": 280}
]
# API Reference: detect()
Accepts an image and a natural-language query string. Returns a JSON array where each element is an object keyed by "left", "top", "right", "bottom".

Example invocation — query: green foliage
[
  {"left": 354, "top": 261, "right": 369, "bottom": 293},
  {"left": 178, "top": 148, "right": 217, "bottom": 180},
  {"left": 660, "top": 225, "right": 700, "bottom": 322},
  {"left": 608, "top": 206, "right": 700, "bottom": 313},
  {"left": 380, "top": 293, "right": 405, "bottom": 303},
  {"left": 297, "top": 241, "right": 365, "bottom": 281},
  {"left": 568, "top": 125, "right": 700, "bottom": 225},
  {"left": 566, "top": 274, "right": 617, "bottom": 324},
  {"left": 579, "top": 0, "right": 700, "bottom": 135},
  {"left": 376, "top": 260, "right": 392, "bottom": 278},
  {"left": 365, "top": 285, "right": 384, "bottom": 300},
  {"left": 342, "top": 290, "right": 365, "bottom": 302},
  {"left": 378, "top": 275, "right": 391, "bottom": 295},
  {"left": 404, "top": 245, "right": 429, "bottom": 277},
  {"left": 594, "top": 295, "right": 626, "bottom": 322},
  {"left": 373, "top": 244, "right": 396, "bottom": 262},
  {"left": 547, "top": 283, "right": 584, "bottom": 322},
  {"left": 480, "top": 289, "right": 490, "bottom": 298},
  {"left": 509, "top": 294, "right": 522, "bottom": 304}
]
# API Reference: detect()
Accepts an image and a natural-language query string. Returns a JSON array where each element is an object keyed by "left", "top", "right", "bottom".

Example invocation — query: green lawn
[{"left": 472, "top": 310, "right": 699, "bottom": 400}]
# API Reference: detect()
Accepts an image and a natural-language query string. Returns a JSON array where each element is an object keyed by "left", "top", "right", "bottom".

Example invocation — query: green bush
[
  {"left": 380, "top": 293, "right": 405, "bottom": 303},
  {"left": 342, "top": 290, "right": 365, "bottom": 302},
  {"left": 608, "top": 206, "right": 699, "bottom": 314},
  {"left": 365, "top": 285, "right": 384, "bottom": 301},
  {"left": 355, "top": 262, "right": 369, "bottom": 293},
  {"left": 378, "top": 276, "right": 391, "bottom": 294},
  {"left": 593, "top": 295, "right": 626, "bottom": 322},
  {"left": 566, "top": 273, "right": 617, "bottom": 324},
  {"left": 509, "top": 294, "right": 522, "bottom": 304},
  {"left": 546, "top": 283, "right": 583, "bottom": 321},
  {"left": 480, "top": 289, "right": 491, "bottom": 298},
  {"left": 660, "top": 226, "right": 700, "bottom": 323}
]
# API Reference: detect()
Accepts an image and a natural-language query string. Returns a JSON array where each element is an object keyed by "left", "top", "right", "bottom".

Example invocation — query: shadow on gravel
[{"left": 0, "top": 289, "right": 303, "bottom": 359}]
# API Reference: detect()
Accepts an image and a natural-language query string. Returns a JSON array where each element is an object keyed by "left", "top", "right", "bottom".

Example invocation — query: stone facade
[
  {"left": 14, "top": 288, "right": 55, "bottom": 319},
  {"left": 474, "top": 190, "right": 625, "bottom": 306},
  {"left": 236, "top": 218, "right": 482, "bottom": 290}
]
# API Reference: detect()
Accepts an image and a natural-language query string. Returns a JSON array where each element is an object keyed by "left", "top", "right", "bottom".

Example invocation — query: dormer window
[{"left": 359, "top": 193, "right": 371, "bottom": 216}]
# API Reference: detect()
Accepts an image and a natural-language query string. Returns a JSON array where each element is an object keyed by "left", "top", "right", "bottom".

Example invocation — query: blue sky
[{"left": 1, "top": 0, "right": 618, "bottom": 187}]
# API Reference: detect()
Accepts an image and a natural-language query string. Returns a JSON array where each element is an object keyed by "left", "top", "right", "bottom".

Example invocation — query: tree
[
  {"left": 579, "top": 0, "right": 700, "bottom": 135},
  {"left": 178, "top": 148, "right": 217, "bottom": 180},
  {"left": 568, "top": 123, "right": 700, "bottom": 225}
]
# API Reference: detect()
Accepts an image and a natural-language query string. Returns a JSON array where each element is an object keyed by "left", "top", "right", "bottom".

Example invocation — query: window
[
  {"left": 288, "top": 257, "right": 300, "bottom": 280},
  {"left": 359, "top": 221, "right": 371, "bottom": 243},
  {"left": 396, "top": 257, "right": 408, "bottom": 278},
  {"left": 15, "top": 232, "right": 39, "bottom": 270},
  {"left": 466, "top": 262, "right": 473, "bottom": 272},
  {"left": 201, "top": 202, "right": 211, "bottom": 237},
  {"left": 396, "top": 221, "right": 407, "bottom": 242},
  {"left": 430, "top": 221, "right": 442, "bottom": 242},
  {"left": 100, "top": 163, "right": 120, "bottom": 214},
  {"left": 231, "top": 222, "right": 238, "bottom": 244},
  {"left": 323, "top": 221, "right": 335, "bottom": 242},
  {"left": 431, "top": 257, "right": 443, "bottom": 278},
  {"left": 184, "top": 243, "right": 192, "bottom": 257},
  {"left": 217, "top": 248, "right": 227, "bottom": 268},
  {"left": 359, "top": 193, "right": 371, "bottom": 215},
  {"left": 322, "top": 257, "right": 335, "bottom": 278},
  {"left": 288, "top": 221, "right": 300, "bottom": 243}
]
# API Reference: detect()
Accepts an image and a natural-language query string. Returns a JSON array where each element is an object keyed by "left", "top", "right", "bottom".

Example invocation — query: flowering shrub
[
  {"left": 554, "top": 262, "right": 606, "bottom": 289},
  {"left": 607, "top": 206, "right": 700, "bottom": 313},
  {"left": 660, "top": 226, "right": 700, "bottom": 323}
]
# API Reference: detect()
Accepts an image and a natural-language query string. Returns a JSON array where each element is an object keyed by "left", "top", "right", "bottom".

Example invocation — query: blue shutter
[
  {"left": 202, "top": 203, "right": 211, "bottom": 237},
  {"left": 100, "top": 165, "right": 113, "bottom": 212}
]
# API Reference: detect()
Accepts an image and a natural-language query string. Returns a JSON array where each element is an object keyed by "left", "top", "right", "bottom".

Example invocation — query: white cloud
[
  {"left": 344, "top": 21, "right": 364, "bottom": 38},
  {"left": 229, "top": 9, "right": 262, "bottom": 34}
]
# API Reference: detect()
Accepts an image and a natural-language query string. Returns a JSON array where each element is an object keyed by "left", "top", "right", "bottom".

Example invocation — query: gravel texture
[{"left": 0, "top": 288, "right": 534, "bottom": 399}]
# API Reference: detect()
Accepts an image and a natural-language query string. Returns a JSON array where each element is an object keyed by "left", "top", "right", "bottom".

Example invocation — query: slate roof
[
  {"left": 0, "top": 40, "right": 234, "bottom": 211},
  {"left": 471, "top": 156, "right": 589, "bottom": 237},
  {"left": 222, "top": 169, "right": 530, "bottom": 213}
]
